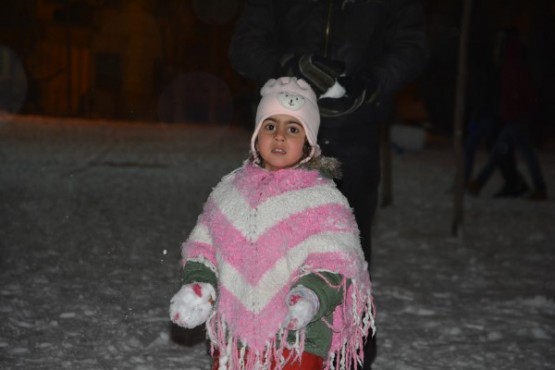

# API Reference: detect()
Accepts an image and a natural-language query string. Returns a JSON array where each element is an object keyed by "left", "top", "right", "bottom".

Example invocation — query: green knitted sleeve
[
  {"left": 182, "top": 260, "right": 218, "bottom": 288},
  {"left": 294, "top": 271, "right": 347, "bottom": 320}
]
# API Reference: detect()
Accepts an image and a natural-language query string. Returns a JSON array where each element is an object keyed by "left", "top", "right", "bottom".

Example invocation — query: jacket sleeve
[
  {"left": 228, "top": 0, "right": 281, "bottom": 84},
  {"left": 294, "top": 271, "right": 346, "bottom": 321},
  {"left": 180, "top": 195, "right": 219, "bottom": 287},
  {"left": 370, "top": 0, "right": 429, "bottom": 95},
  {"left": 182, "top": 260, "right": 218, "bottom": 288}
]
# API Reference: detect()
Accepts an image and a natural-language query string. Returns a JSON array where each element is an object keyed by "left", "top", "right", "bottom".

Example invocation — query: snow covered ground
[{"left": 1, "top": 116, "right": 554, "bottom": 369}]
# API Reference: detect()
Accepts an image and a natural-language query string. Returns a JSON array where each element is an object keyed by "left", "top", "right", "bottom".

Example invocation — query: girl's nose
[{"left": 274, "top": 128, "right": 286, "bottom": 141}]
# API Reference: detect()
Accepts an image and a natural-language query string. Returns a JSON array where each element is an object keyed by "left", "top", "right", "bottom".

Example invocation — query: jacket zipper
[{"left": 324, "top": 0, "right": 333, "bottom": 57}]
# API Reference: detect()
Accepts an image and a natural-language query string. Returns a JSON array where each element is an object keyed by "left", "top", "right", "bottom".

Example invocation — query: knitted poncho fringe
[{"left": 182, "top": 161, "right": 375, "bottom": 370}]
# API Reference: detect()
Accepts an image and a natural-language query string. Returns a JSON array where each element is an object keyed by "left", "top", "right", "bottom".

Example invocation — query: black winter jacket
[{"left": 229, "top": 0, "right": 428, "bottom": 101}]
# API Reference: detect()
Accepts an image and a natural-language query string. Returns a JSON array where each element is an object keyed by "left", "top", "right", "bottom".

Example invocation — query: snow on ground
[{"left": 1, "top": 116, "right": 554, "bottom": 370}]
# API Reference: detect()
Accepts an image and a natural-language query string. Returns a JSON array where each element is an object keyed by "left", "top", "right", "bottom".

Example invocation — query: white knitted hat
[{"left": 251, "top": 77, "right": 321, "bottom": 164}]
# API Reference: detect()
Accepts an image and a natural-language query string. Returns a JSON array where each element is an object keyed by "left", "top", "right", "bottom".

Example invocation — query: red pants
[{"left": 212, "top": 348, "right": 323, "bottom": 370}]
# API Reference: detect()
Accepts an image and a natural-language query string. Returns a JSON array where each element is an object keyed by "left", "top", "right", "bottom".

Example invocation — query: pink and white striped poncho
[{"left": 182, "top": 162, "right": 375, "bottom": 370}]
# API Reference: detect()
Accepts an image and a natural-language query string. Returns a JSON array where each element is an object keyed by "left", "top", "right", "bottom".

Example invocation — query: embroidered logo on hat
[{"left": 277, "top": 92, "right": 305, "bottom": 110}]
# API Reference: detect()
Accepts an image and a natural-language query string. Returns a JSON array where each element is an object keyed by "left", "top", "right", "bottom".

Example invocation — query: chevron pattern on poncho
[{"left": 182, "top": 162, "right": 374, "bottom": 370}]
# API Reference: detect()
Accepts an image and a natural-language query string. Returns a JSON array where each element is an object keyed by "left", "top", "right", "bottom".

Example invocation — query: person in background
[
  {"left": 170, "top": 77, "right": 375, "bottom": 370},
  {"left": 464, "top": 35, "right": 529, "bottom": 198},
  {"left": 228, "top": 0, "right": 428, "bottom": 261},
  {"left": 468, "top": 27, "right": 547, "bottom": 201}
]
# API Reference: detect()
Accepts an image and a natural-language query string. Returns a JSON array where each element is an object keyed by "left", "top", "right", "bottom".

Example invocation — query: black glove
[
  {"left": 318, "top": 75, "right": 381, "bottom": 117},
  {"left": 279, "top": 54, "right": 346, "bottom": 97}
]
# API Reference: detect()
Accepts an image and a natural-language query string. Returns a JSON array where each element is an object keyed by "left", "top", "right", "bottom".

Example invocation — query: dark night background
[{"left": 1, "top": 0, "right": 554, "bottom": 147}]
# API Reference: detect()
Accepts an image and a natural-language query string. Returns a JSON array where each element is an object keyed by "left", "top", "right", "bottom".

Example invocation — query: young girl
[{"left": 170, "top": 77, "right": 375, "bottom": 370}]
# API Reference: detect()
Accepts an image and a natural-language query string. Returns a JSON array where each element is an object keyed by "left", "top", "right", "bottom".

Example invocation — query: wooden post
[
  {"left": 451, "top": 0, "right": 473, "bottom": 236},
  {"left": 65, "top": 0, "right": 72, "bottom": 116}
]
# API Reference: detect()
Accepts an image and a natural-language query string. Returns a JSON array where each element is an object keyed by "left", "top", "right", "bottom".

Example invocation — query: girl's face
[{"left": 256, "top": 114, "right": 307, "bottom": 171}]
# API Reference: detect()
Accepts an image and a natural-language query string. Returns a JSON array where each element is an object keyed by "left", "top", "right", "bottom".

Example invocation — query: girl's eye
[
  {"left": 288, "top": 127, "right": 299, "bottom": 134},
  {"left": 263, "top": 123, "right": 275, "bottom": 131}
]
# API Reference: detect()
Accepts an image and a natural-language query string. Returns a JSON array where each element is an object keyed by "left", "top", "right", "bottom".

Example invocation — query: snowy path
[{"left": 1, "top": 117, "right": 554, "bottom": 369}]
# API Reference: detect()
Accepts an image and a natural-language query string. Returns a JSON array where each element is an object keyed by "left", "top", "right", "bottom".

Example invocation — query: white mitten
[
  {"left": 282, "top": 285, "right": 320, "bottom": 330},
  {"left": 169, "top": 282, "right": 216, "bottom": 328},
  {"left": 319, "top": 80, "right": 346, "bottom": 99}
]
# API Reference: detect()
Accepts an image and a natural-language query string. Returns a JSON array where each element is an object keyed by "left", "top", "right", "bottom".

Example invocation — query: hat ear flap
[
  {"left": 251, "top": 137, "right": 262, "bottom": 164},
  {"left": 303, "top": 140, "right": 312, "bottom": 158}
]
